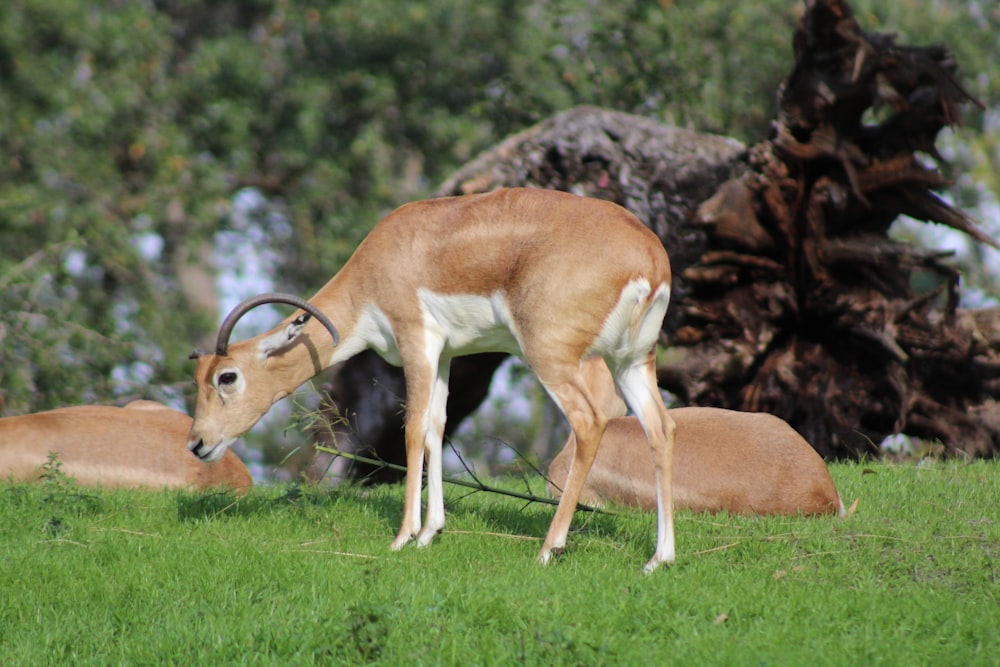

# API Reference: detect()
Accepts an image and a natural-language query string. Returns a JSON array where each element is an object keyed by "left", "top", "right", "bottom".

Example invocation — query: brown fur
[
  {"left": 189, "top": 188, "right": 678, "bottom": 569},
  {"left": 0, "top": 401, "right": 251, "bottom": 493},
  {"left": 548, "top": 408, "right": 842, "bottom": 516}
]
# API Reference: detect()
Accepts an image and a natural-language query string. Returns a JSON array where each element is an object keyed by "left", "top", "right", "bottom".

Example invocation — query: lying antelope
[
  {"left": 0, "top": 401, "right": 252, "bottom": 493},
  {"left": 188, "top": 187, "right": 677, "bottom": 571},
  {"left": 548, "top": 408, "right": 843, "bottom": 516}
]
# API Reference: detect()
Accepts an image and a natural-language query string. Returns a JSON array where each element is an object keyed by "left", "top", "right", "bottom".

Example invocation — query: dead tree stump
[{"left": 316, "top": 0, "right": 1000, "bottom": 481}]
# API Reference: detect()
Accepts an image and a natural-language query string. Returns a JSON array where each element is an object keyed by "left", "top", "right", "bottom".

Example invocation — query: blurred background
[{"left": 2, "top": 0, "right": 998, "bottom": 480}]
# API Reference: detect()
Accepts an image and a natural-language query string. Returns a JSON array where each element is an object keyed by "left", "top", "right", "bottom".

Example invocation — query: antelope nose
[{"left": 189, "top": 439, "right": 206, "bottom": 459}]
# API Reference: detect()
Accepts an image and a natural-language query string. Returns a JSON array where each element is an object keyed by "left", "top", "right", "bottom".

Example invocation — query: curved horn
[{"left": 215, "top": 293, "right": 340, "bottom": 356}]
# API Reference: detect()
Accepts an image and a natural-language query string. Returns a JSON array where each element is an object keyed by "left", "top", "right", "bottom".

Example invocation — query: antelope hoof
[
  {"left": 390, "top": 532, "right": 415, "bottom": 551},
  {"left": 642, "top": 554, "right": 675, "bottom": 574},
  {"left": 416, "top": 527, "right": 440, "bottom": 548},
  {"left": 537, "top": 546, "right": 564, "bottom": 566}
]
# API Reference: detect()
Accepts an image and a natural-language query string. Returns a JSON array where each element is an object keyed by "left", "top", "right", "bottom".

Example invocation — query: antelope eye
[{"left": 218, "top": 371, "right": 238, "bottom": 386}]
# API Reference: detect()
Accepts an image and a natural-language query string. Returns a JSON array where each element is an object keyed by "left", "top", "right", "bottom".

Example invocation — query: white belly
[
  {"left": 332, "top": 279, "right": 669, "bottom": 371},
  {"left": 417, "top": 289, "right": 524, "bottom": 358}
]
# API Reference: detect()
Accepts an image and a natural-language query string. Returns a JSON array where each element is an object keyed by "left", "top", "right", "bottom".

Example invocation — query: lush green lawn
[{"left": 1, "top": 460, "right": 997, "bottom": 665}]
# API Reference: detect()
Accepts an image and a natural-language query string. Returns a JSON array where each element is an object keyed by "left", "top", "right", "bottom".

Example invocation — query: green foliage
[
  {"left": 1, "top": 0, "right": 997, "bottom": 417},
  {"left": 1, "top": 461, "right": 998, "bottom": 664},
  {"left": 34, "top": 451, "right": 104, "bottom": 538},
  {"left": 39, "top": 451, "right": 72, "bottom": 493}
]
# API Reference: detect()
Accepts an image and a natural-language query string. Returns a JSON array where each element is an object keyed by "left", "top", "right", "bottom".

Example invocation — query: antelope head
[{"left": 187, "top": 293, "right": 340, "bottom": 462}]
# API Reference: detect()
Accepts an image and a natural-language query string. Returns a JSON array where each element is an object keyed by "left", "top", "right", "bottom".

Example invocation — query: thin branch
[
  {"left": 444, "top": 437, "right": 485, "bottom": 488},
  {"left": 690, "top": 542, "right": 742, "bottom": 557},
  {"left": 314, "top": 445, "right": 612, "bottom": 515},
  {"left": 37, "top": 538, "right": 89, "bottom": 547},
  {"left": 281, "top": 548, "right": 380, "bottom": 560},
  {"left": 445, "top": 530, "right": 540, "bottom": 542}
]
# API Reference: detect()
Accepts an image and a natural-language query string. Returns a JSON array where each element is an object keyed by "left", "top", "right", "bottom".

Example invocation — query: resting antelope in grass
[
  {"left": 0, "top": 401, "right": 252, "bottom": 493},
  {"left": 549, "top": 358, "right": 843, "bottom": 516},
  {"left": 548, "top": 408, "right": 844, "bottom": 516},
  {"left": 188, "top": 187, "right": 677, "bottom": 571}
]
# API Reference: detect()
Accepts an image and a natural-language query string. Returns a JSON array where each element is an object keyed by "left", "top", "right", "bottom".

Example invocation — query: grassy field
[{"left": 1, "top": 459, "right": 997, "bottom": 665}]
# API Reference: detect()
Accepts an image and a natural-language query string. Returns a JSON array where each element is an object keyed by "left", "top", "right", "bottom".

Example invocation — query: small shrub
[{"left": 38, "top": 452, "right": 103, "bottom": 529}]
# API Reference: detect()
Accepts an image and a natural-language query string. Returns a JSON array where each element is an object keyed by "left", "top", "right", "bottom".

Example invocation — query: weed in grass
[
  {"left": 341, "top": 603, "right": 391, "bottom": 662},
  {"left": 39, "top": 451, "right": 71, "bottom": 489},
  {"left": 36, "top": 452, "right": 103, "bottom": 537},
  {"left": 42, "top": 515, "right": 65, "bottom": 538},
  {"left": 531, "top": 627, "right": 613, "bottom": 665}
]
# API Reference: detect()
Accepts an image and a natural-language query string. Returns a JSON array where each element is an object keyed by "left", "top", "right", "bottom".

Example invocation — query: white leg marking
[
  {"left": 617, "top": 362, "right": 676, "bottom": 573},
  {"left": 417, "top": 362, "right": 450, "bottom": 547},
  {"left": 643, "top": 467, "right": 677, "bottom": 573}
]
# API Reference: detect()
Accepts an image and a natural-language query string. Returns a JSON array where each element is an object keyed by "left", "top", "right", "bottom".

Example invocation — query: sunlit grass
[{"left": 1, "top": 460, "right": 997, "bottom": 664}]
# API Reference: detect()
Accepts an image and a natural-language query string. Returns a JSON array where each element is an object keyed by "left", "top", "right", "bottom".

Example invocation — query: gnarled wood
[
  {"left": 318, "top": 109, "right": 745, "bottom": 479},
  {"left": 318, "top": 0, "right": 1000, "bottom": 471}
]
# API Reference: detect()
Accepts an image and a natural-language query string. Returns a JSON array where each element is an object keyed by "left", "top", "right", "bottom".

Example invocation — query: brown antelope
[
  {"left": 187, "top": 187, "right": 677, "bottom": 571},
  {"left": 0, "top": 401, "right": 252, "bottom": 493},
  {"left": 548, "top": 408, "right": 843, "bottom": 516}
]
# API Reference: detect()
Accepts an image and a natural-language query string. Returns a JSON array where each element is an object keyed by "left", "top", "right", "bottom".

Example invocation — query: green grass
[{"left": 1, "top": 460, "right": 998, "bottom": 665}]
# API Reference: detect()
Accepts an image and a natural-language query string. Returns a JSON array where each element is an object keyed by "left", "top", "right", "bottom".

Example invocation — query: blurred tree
[{"left": 1, "top": 0, "right": 997, "bottom": 467}]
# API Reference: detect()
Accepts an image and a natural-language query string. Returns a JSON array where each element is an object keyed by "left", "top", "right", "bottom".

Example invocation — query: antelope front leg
[
  {"left": 416, "top": 362, "right": 451, "bottom": 547},
  {"left": 391, "top": 423, "right": 425, "bottom": 550},
  {"left": 392, "top": 346, "right": 450, "bottom": 551}
]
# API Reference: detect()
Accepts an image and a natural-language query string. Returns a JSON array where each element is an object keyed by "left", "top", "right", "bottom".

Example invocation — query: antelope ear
[{"left": 258, "top": 313, "right": 311, "bottom": 357}]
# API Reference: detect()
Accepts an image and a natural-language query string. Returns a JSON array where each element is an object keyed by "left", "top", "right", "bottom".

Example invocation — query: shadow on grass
[
  {"left": 174, "top": 483, "right": 356, "bottom": 522},
  {"left": 446, "top": 490, "right": 624, "bottom": 540},
  {"left": 174, "top": 478, "right": 629, "bottom": 547}
]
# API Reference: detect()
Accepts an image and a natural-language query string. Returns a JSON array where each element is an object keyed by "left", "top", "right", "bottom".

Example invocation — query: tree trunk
[{"left": 316, "top": 0, "right": 1000, "bottom": 480}]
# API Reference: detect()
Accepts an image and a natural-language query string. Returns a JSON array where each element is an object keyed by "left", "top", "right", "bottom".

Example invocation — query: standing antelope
[
  {"left": 548, "top": 408, "right": 844, "bottom": 516},
  {"left": 188, "top": 187, "right": 677, "bottom": 571},
  {"left": 0, "top": 401, "right": 252, "bottom": 493}
]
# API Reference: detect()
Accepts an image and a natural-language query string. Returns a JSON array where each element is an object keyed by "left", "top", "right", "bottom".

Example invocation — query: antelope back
[
  {"left": 0, "top": 403, "right": 252, "bottom": 493},
  {"left": 548, "top": 407, "right": 841, "bottom": 516}
]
